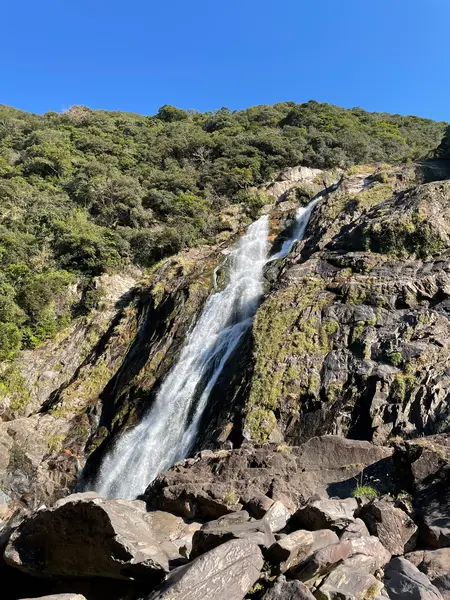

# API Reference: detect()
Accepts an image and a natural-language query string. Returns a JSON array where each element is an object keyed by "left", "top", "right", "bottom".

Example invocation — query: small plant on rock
[{"left": 352, "top": 485, "right": 378, "bottom": 501}]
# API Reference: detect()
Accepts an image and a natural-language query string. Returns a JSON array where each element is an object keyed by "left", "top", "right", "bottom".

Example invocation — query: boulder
[
  {"left": 295, "top": 498, "right": 357, "bottom": 531},
  {"left": 290, "top": 541, "right": 353, "bottom": 584},
  {"left": 19, "top": 596, "right": 87, "bottom": 600},
  {"left": 147, "top": 437, "right": 394, "bottom": 519},
  {"left": 190, "top": 512, "right": 275, "bottom": 558},
  {"left": 247, "top": 495, "right": 275, "bottom": 519},
  {"left": 146, "top": 539, "right": 263, "bottom": 600},
  {"left": 359, "top": 500, "right": 418, "bottom": 555},
  {"left": 3, "top": 493, "right": 191, "bottom": 582},
  {"left": 341, "top": 518, "right": 370, "bottom": 540},
  {"left": 384, "top": 557, "right": 444, "bottom": 599},
  {"left": 395, "top": 436, "right": 450, "bottom": 548},
  {"left": 261, "top": 575, "right": 315, "bottom": 599},
  {"left": 346, "top": 535, "right": 391, "bottom": 572},
  {"left": 315, "top": 566, "right": 381, "bottom": 600},
  {"left": 262, "top": 500, "right": 291, "bottom": 533},
  {"left": 267, "top": 529, "right": 338, "bottom": 573},
  {"left": 405, "top": 549, "right": 450, "bottom": 599}
]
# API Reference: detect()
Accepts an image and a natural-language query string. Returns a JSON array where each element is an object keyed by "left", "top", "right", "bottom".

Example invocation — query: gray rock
[
  {"left": 341, "top": 518, "right": 370, "bottom": 540},
  {"left": 261, "top": 575, "right": 315, "bottom": 599},
  {"left": 4, "top": 493, "right": 177, "bottom": 582},
  {"left": 346, "top": 535, "right": 391, "bottom": 572},
  {"left": 190, "top": 511, "right": 275, "bottom": 558},
  {"left": 315, "top": 565, "right": 381, "bottom": 599},
  {"left": 359, "top": 500, "right": 418, "bottom": 555},
  {"left": 295, "top": 498, "right": 358, "bottom": 531},
  {"left": 405, "top": 549, "right": 450, "bottom": 599},
  {"left": 384, "top": 557, "right": 444, "bottom": 600},
  {"left": 268, "top": 528, "right": 338, "bottom": 573},
  {"left": 290, "top": 541, "right": 353, "bottom": 584},
  {"left": 146, "top": 539, "right": 264, "bottom": 600},
  {"left": 148, "top": 438, "right": 394, "bottom": 518},
  {"left": 262, "top": 500, "right": 291, "bottom": 533}
]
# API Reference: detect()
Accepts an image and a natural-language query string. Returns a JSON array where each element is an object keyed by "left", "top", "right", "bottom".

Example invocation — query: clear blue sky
[{"left": 2, "top": 0, "right": 449, "bottom": 121}]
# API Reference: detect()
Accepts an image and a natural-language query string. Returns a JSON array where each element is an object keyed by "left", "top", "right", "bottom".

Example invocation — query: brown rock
[
  {"left": 359, "top": 500, "right": 418, "bottom": 555},
  {"left": 384, "top": 557, "right": 444, "bottom": 600},
  {"left": 405, "top": 549, "right": 450, "bottom": 599},
  {"left": 268, "top": 529, "right": 339, "bottom": 573},
  {"left": 295, "top": 498, "right": 357, "bottom": 531},
  {"left": 290, "top": 541, "right": 353, "bottom": 584},
  {"left": 190, "top": 512, "right": 275, "bottom": 558},
  {"left": 4, "top": 493, "right": 176, "bottom": 582}
]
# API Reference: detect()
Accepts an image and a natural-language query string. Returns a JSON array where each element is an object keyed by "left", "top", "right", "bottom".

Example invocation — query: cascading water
[{"left": 92, "top": 198, "right": 318, "bottom": 499}]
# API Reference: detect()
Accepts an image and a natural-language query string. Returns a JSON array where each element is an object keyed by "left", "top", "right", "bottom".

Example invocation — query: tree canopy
[{"left": 0, "top": 100, "right": 446, "bottom": 358}]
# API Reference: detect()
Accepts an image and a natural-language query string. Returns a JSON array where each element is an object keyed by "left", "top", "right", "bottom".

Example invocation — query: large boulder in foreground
[
  {"left": 4, "top": 492, "right": 196, "bottom": 582},
  {"left": 406, "top": 549, "right": 450, "bottom": 599},
  {"left": 146, "top": 437, "right": 394, "bottom": 519},
  {"left": 146, "top": 539, "right": 263, "bottom": 600},
  {"left": 384, "top": 557, "right": 444, "bottom": 600},
  {"left": 359, "top": 500, "right": 418, "bottom": 555}
]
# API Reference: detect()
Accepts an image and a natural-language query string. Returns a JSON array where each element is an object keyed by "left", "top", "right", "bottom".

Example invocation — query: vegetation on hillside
[{"left": 0, "top": 100, "right": 446, "bottom": 358}]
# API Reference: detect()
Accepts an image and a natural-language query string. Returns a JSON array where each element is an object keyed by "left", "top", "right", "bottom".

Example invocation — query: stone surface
[
  {"left": 147, "top": 437, "right": 394, "bottom": 519},
  {"left": 190, "top": 511, "right": 275, "bottom": 558},
  {"left": 295, "top": 497, "right": 358, "bottom": 531},
  {"left": 396, "top": 436, "right": 450, "bottom": 549},
  {"left": 146, "top": 539, "right": 263, "bottom": 600},
  {"left": 261, "top": 575, "right": 315, "bottom": 599},
  {"left": 19, "top": 596, "right": 87, "bottom": 600},
  {"left": 346, "top": 534, "right": 391, "bottom": 572},
  {"left": 268, "top": 529, "right": 339, "bottom": 573},
  {"left": 262, "top": 500, "right": 291, "bottom": 533},
  {"left": 406, "top": 549, "right": 450, "bottom": 599},
  {"left": 290, "top": 541, "right": 353, "bottom": 584},
  {"left": 359, "top": 500, "right": 418, "bottom": 555},
  {"left": 247, "top": 495, "right": 275, "bottom": 519},
  {"left": 384, "top": 557, "right": 444, "bottom": 600},
  {"left": 315, "top": 565, "right": 381, "bottom": 600},
  {"left": 341, "top": 518, "right": 370, "bottom": 540},
  {"left": 4, "top": 493, "right": 177, "bottom": 582}
]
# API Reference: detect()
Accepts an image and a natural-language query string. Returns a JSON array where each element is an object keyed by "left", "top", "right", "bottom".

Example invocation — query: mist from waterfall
[{"left": 91, "top": 199, "right": 317, "bottom": 499}]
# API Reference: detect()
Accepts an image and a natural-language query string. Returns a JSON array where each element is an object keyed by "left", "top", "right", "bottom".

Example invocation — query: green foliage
[
  {"left": 437, "top": 125, "right": 450, "bottom": 158},
  {"left": 0, "top": 101, "right": 446, "bottom": 359},
  {"left": 351, "top": 485, "right": 378, "bottom": 501}
]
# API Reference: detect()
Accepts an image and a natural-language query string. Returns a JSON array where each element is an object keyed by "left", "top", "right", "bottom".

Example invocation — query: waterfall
[
  {"left": 269, "top": 197, "right": 319, "bottom": 260},
  {"left": 92, "top": 199, "right": 317, "bottom": 499}
]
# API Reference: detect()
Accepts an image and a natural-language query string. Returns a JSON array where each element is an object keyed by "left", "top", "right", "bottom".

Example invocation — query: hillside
[
  {"left": 1, "top": 103, "right": 450, "bottom": 600},
  {"left": 0, "top": 102, "right": 446, "bottom": 359}
]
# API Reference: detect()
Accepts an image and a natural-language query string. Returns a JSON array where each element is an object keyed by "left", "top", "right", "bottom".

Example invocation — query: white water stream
[{"left": 93, "top": 199, "right": 317, "bottom": 499}]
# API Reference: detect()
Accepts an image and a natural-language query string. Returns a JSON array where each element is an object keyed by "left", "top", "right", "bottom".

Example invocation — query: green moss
[
  {"left": 245, "top": 408, "right": 277, "bottom": 443},
  {"left": 46, "top": 434, "right": 66, "bottom": 453},
  {"left": 390, "top": 351, "right": 403, "bottom": 367},
  {"left": 356, "top": 183, "right": 394, "bottom": 208},
  {"left": 363, "top": 213, "right": 445, "bottom": 259},
  {"left": 0, "top": 365, "right": 31, "bottom": 414},
  {"left": 244, "top": 278, "right": 336, "bottom": 441}
]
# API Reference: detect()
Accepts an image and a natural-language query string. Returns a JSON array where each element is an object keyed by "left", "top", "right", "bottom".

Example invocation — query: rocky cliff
[
  {"left": 1, "top": 157, "right": 450, "bottom": 599},
  {"left": 1, "top": 159, "right": 450, "bottom": 510}
]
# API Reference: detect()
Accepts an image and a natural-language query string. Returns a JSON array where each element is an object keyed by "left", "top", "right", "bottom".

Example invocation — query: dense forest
[{"left": 0, "top": 100, "right": 448, "bottom": 360}]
